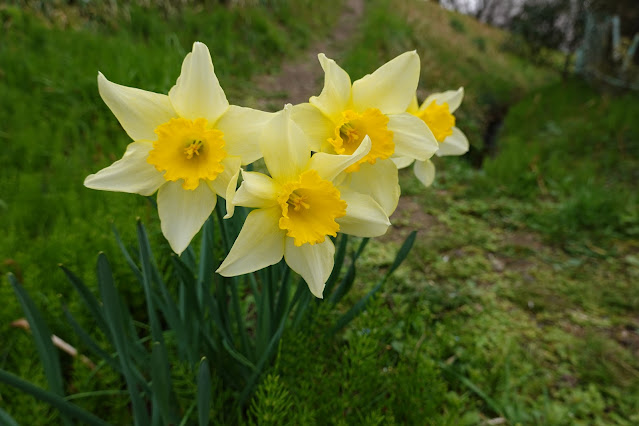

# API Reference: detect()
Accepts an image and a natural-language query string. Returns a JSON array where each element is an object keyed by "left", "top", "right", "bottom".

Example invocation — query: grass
[{"left": 2, "top": 0, "right": 639, "bottom": 424}]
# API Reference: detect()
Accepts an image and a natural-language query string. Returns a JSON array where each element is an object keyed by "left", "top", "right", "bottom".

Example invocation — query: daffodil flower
[
  {"left": 394, "top": 87, "right": 469, "bottom": 187},
  {"left": 84, "top": 42, "right": 272, "bottom": 254},
  {"left": 217, "top": 106, "right": 391, "bottom": 298},
  {"left": 291, "top": 52, "right": 439, "bottom": 216}
]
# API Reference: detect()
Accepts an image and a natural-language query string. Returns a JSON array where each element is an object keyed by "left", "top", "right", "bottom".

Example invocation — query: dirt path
[{"left": 254, "top": 0, "right": 364, "bottom": 107}]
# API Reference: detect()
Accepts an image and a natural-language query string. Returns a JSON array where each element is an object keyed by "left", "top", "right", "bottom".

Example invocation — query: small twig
[{"left": 11, "top": 318, "right": 96, "bottom": 370}]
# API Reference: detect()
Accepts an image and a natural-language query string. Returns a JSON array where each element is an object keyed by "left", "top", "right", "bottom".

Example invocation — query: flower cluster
[{"left": 85, "top": 42, "right": 468, "bottom": 298}]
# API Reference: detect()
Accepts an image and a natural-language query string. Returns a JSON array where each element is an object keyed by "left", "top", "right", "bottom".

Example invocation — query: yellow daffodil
[
  {"left": 291, "top": 52, "right": 439, "bottom": 216},
  {"left": 84, "top": 42, "right": 272, "bottom": 254},
  {"left": 394, "top": 87, "right": 469, "bottom": 187},
  {"left": 217, "top": 105, "right": 391, "bottom": 298}
]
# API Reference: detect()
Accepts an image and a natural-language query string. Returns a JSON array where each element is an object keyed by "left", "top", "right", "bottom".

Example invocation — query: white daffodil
[
  {"left": 217, "top": 105, "right": 391, "bottom": 299},
  {"left": 84, "top": 42, "right": 272, "bottom": 254},
  {"left": 394, "top": 87, "right": 469, "bottom": 187},
  {"left": 291, "top": 52, "right": 439, "bottom": 216}
]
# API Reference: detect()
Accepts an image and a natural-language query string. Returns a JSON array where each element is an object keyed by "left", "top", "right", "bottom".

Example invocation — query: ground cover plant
[{"left": 2, "top": 0, "right": 639, "bottom": 424}]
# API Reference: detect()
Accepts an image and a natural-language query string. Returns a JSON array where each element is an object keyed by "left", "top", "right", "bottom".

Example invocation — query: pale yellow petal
[
  {"left": 284, "top": 238, "right": 335, "bottom": 299},
  {"left": 308, "top": 135, "right": 372, "bottom": 181},
  {"left": 422, "top": 87, "right": 464, "bottom": 113},
  {"left": 391, "top": 156, "right": 415, "bottom": 169},
  {"left": 388, "top": 113, "right": 439, "bottom": 161},
  {"left": 346, "top": 159, "right": 400, "bottom": 216},
  {"left": 215, "top": 106, "right": 274, "bottom": 165},
  {"left": 261, "top": 105, "right": 311, "bottom": 183},
  {"left": 168, "top": 42, "right": 229, "bottom": 123},
  {"left": 290, "top": 103, "right": 335, "bottom": 152},
  {"left": 217, "top": 207, "right": 286, "bottom": 276},
  {"left": 407, "top": 94, "right": 419, "bottom": 114},
  {"left": 158, "top": 180, "right": 217, "bottom": 255},
  {"left": 97, "top": 72, "right": 176, "bottom": 141},
  {"left": 84, "top": 141, "right": 165, "bottom": 196},
  {"left": 208, "top": 156, "right": 241, "bottom": 218},
  {"left": 308, "top": 54, "right": 352, "bottom": 122},
  {"left": 351, "top": 51, "right": 419, "bottom": 114},
  {"left": 414, "top": 159, "right": 436, "bottom": 187},
  {"left": 337, "top": 190, "right": 390, "bottom": 237},
  {"left": 436, "top": 127, "right": 469, "bottom": 157},
  {"left": 232, "top": 170, "right": 279, "bottom": 209}
]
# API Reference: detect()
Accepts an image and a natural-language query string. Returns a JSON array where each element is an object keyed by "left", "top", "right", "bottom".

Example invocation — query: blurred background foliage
[{"left": 1, "top": 0, "right": 638, "bottom": 424}]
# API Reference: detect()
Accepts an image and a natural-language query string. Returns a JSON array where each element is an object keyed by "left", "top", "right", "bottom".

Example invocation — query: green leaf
[
  {"left": 197, "top": 357, "right": 212, "bottom": 426},
  {"left": 9, "top": 274, "right": 68, "bottom": 420},
  {"left": 59, "top": 265, "right": 110, "bottom": 338},
  {"left": 439, "top": 361, "right": 503, "bottom": 416},
  {"left": 97, "top": 253, "right": 149, "bottom": 426},
  {"left": 239, "top": 280, "right": 306, "bottom": 406},
  {"left": 323, "top": 234, "right": 348, "bottom": 297},
  {"left": 151, "top": 341, "right": 174, "bottom": 423},
  {"left": 111, "top": 224, "right": 143, "bottom": 283},
  {"left": 385, "top": 230, "right": 417, "bottom": 276},
  {"left": 0, "top": 407, "right": 19, "bottom": 426},
  {"left": 63, "top": 307, "right": 122, "bottom": 374},
  {"left": 229, "top": 276, "right": 251, "bottom": 357},
  {"left": 222, "top": 339, "right": 256, "bottom": 374},
  {"left": 0, "top": 369, "right": 108, "bottom": 426},
  {"left": 329, "top": 237, "right": 369, "bottom": 304},
  {"left": 332, "top": 231, "right": 417, "bottom": 334},
  {"left": 198, "top": 217, "right": 216, "bottom": 305}
]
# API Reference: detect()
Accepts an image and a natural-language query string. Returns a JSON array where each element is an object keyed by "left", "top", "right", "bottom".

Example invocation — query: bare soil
[{"left": 254, "top": 0, "right": 364, "bottom": 107}]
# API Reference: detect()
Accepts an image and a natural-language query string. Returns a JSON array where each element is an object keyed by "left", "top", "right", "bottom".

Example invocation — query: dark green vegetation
[{"left": 2, "top": 0, "right": 639, "bottom": 424}]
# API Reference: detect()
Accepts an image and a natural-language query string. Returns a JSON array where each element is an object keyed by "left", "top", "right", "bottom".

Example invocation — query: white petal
[
  {"left": 423, "top": 87, "right": 464, "bottom": 113},
  {"left": 284, "top": 238, "right": 335, "bottom": 299},
  {"left": 97, "top": 72, "right": 176, "bottom": 141},
  {"left": 337, "top": 190, "right": 390, "bottom": 237},
  {"left": 290, "top": 103, "right": 335, "bottom": 152},
  {"left": 308, "top": 135, "right": 372, "bottom": 181},
  {"left": 388, "top": 113, "right": 439, "bottom": 161},
  {"left": 158, "top": 180, "right": 217, "bottom": 255},
  {"left": 168, "top": 42, "right": 229, "bottom": 123},
  {"left": 217, "top": 207, "right": 285, "bottom": 276},
  {"left": 308, "top": 54, "right": 352, "bottom": 122},
  {"left": 436, "top": 127, "right": 469, "bottom": 157},
  {"left": 414, "top": 159, "right": 436, "bottom": 187},
  {"left": 346, "top": 159, "right": 400, "bottom": 216},
  {"left": 261, "top": 105, "right": 311, "bottom": 183},
  {"left": 209, "top": 156, "right": 241, "bottom": 218},
  {"left": 232, "top": 170, "right": 279, "bottom": 209},
  {"left": 391, "top": 156, "right": 415, "bottom": 169},
  {"left": 84, "top": 141, "right": 165, "bottom": 196},
  {"left": 215, "top": 106, "right": 274, "bottom": 165},
  {"left": 351, "top": 51, "right": 420, "bottom": 114}
]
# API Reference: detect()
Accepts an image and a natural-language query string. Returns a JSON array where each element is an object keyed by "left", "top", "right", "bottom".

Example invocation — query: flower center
[
  {"left": 277, "top": 170, "right": 347, "bottom": 247},
  {"left": 328, "top": 108, "right": 394, "bottom": 173},
  {"left": 415, "top": 101, "right": 455, "bottom": 143},
  {"left": 147, "top": 117, "right": 227, "bottom": 190}
]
